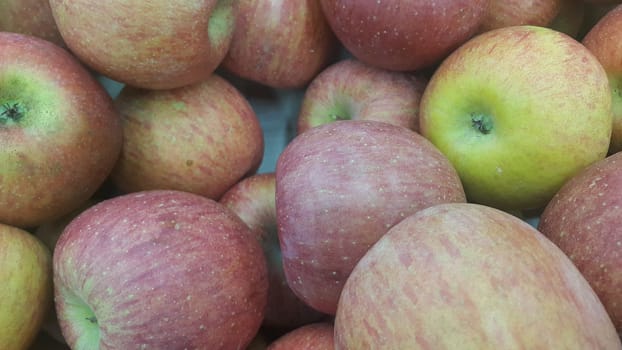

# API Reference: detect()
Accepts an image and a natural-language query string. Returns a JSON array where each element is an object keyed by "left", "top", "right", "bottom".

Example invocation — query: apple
[
  {"left": 110, "top": 73, "right": 264, "bottom": 200},
  {"left": 221, "top": 0, "right": 338, "bottom": 89},
  {"left": 49, "top": 0, "right": 236, "bottom": 90},
  {"left": 538, "top": 151, "right": 622, "bottom": 332},
  {"left": 0, "top": 0, "right": 65, "bottom": 47},
  {"left": 334, "top": 203, "right": 621, "bottom": 349},
  {"left": 318, "top": 0, "right": 488, "bottom": 71},
  {"left": 419, "top": 25, "right": 611, "bottom": 212},
  {"left": 53, "top": 190, "right": 269, "bottom": 349},
  {"left": 267, "top": 322, "right": 334, "bottom": 350},
  {"left": 582, "top": 4, "right": 622, "bottom": 154},
  {"left": 478, "top": 0, "right": 562, "bottom": 32},
  {"left": 276, "top": 120, "right": 466, "bottom": 315},
  {"left": 548, "top": 0, "right": 586, "bottom": 38},
  {"left": 220, "top": 173, "right": 327, "bottom": 330},
  {"left": 0, "top": 32, "right": 123, "bottom": 229},
  {"left": 0, "top": 223, "right": 53, "bottom": 350},
  {"left": 296, "top": 59, "right": 427, "bottom": 134}
]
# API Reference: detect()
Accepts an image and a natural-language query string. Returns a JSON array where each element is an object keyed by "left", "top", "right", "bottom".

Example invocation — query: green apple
[
  {"left": 0, "top": 223, "right": 53, "bottom": 349},
  {"left": 419, "top": 25, "right": 611, "bottom": 211}
]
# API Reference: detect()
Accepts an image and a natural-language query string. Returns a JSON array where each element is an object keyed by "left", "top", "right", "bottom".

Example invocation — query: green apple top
[{"left": 420, "top": 25, "right": 612, "bottom": 211}]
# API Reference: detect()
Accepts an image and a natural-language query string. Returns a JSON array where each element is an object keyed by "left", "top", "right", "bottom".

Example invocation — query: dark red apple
[{"left": 319, "top": 0, "right": 488, "bottom": 71}]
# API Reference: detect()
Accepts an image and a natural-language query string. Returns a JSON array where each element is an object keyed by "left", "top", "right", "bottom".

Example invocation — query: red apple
[
  {"left": 220, "top": 173, "right": 326, "bottom": 330},
  {"left": 267, "top": 322, "right": 334, "bottom": 350},
  {"left": 110, "top": 74, "right": 264, "bottom": 200},
  {"left": 479, "top": 0, "right": 563, "bottom": 32},
  {"left": 0, "top": 32, "right": 122, "bottom": 228},
  {"left": 296, "top": 59, "right": 427, "bottom": 134},
  {"left": 335, "top": 203, "right": 621, "bottom": 349},
  {"left": 222, "top": 0, "right": 338, "bottom": 89},
  {"left": 53, "top": 190, "right": 269, "bottom": 349},
  {"left": 538, "top": 151, "right": 622, "bottom": 332},
  {"left": 582, "top": 4, "right": 622, "bottom": 154},
  {"left": 49, "top": 0, "right": 237, "bottom": 89},
  {"left": 319, "top": 0, "right": 488, "bottom": 71},
  {"left": 0, "top": 0, "right": 65, "bottom": 47},
  {"left": 276, "top": 120, "right": 466, "bottom": 315}
]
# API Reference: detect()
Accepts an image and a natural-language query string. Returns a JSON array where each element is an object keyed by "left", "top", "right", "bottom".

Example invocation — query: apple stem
[
  {"left": 0, "top": 102, "right": 25, "bottom": 124},
  {"left": 471, "top": 113, "right": 493, "bottom": 134}
]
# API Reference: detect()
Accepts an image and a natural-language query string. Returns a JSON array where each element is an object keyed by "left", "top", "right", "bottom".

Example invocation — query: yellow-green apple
[
  {"left": 53, "top": 190, "right": 269, "bottom": 349},
  {"left": 583, "top": 4, "right": 622, "bottom": 153},
  {"left": 548, "top": 0, "right": 586, "bottom": 38},
  {"left": 478, "top": 0, "right": 562, "bottom": 32},
  {"left": 334, "top": 203, "right": 621, "bottom": 349},
  {"left": 267, "top": 322, "right": 334, "bottom": 350},
  {"left": 0, "top": 0, "right": 64, "bottom": 47},
  {"left": 0, "top": 32, "right": 123, "bottom": 229},
  {"left": 0, "top": 223, "right": 53, "bottom": 350},
  {"left": 318, "top": 0, "right": 488, "bottom": 71},
  {"left": 220, "top": 173, "right": 326, "bottom": 330},
  {"left": 276, "top": 120, "right": 466, "bottom": 315},
  {"left": 538, "top": 151, "right": 622, "bottom": 333},
  {"left": 49, "top": 0, "right": 236, "bottom": 90},
  {"left": 419, "top": 25, "right": 611, "bottom": 212},
  {"left": 296, "top": 59, "right": 427, "bottom": 134},
  {"left": 110, "top": 74, "right": 264, "bottom": 200},
  {"left": 222, "top": 0, "right": 338, "bottom": 89}
]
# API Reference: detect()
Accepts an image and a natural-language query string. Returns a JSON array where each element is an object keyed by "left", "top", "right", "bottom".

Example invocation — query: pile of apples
[{"left": 2, "top": 0, "right": 622, "bottom": 349}]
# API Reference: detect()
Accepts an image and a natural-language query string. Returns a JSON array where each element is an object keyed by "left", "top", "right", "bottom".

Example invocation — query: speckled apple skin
[
  {"left": 54, "top": 190, "right": 268, "bottom": 350},
  {"left": 267, "top": 322, "right": 334, "bottom": 350},
  {"left": 276, "top": 120, "right": 466, "bottom": 315}
]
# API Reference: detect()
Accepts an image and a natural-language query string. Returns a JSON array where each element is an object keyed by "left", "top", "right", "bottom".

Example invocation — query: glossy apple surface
[
  {"left": 49, "top": 0, "right": 236, "bottom": 89},
  {"left": 111, "top": 74, "right": 264, "bottom": 200},
  {"left": 53, "top": 190, "right": 268, "bottom": 349},
  {"left": 296, "top": 59, "right": 426, "bottom": 134},
  {"left": 276, "top": 120, "right": 466, "bottom": 314},
  {"left": 335, "top": 203, "right": 621, "bottom": 349},
  {"left": 538, "top": 151, "right": 622, "bottom": 332},
  {"left": 420, "top": 25, "right": 611, "bottom": 211},
  {"left": 0, "top": 32, "right": 122, "bottom": 228},
  {"left": 319, "top": 0, "right": 488, "bottom": 71}
]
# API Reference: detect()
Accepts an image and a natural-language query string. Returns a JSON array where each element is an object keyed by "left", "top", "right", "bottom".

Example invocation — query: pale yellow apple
[{"left": 0, "top": 223, "right": 53, "bottom": 350}]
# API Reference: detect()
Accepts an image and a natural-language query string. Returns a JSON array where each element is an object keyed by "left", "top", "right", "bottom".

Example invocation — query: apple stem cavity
[
  {"left": 471, "top": 113, "right": 493, "bottom": 135},
  {"left": 0, "top": 102, "right": 25, "bottom": 125}
]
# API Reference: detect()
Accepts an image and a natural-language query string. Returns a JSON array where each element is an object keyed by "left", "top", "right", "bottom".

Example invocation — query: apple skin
[
  {"left": 548, "top": 0, "right": 585, "bottom": 38},
  {"left": 222, "top": 0, "right": 338, "bottom": 89},
  {"left": 0, "top": 0, "right": 65, "bottom": 47},
  {"left": 267, "top": 322, "right": 334, "bottom": 350},
  {"left": 583, "top": 4, "right": 622, "bottom": 154},
  {"left": 319, "top": 0, "right": 488, "bottom": 71},
  {"left": 334, "top": 203, "right": 622, "bottom": 349},
  {"left": 478, "top": 0, "right": 562, "bottom": 32},
  {"left": 419, "top": 25, "right": 611, "bottom": 212},
  {"left": 0, "top": 223, "right": 53, "bottom": 350},
  {"left": 538, "top": 151, "right": 622, "bottom": 332},
  {"left": 0, "top": 32, "right": 123, "bottom": 229},
  {"left": 276, "top": 120, "right": 466, "bottom": 315},
  {"left": 110, "top": 74, "right": 264, "bottom": 200},
  {"left": 220, "top": 173, "right": 327, "bottom": 330},
  {"left": 53, "top": 190, "right": 269, "bottom": 350},
  {"left": 49, "top": 0, "right": 236, "bottom": 90},
  {"left": 296, "top": 59, "right": 427, "bottom": 134}
]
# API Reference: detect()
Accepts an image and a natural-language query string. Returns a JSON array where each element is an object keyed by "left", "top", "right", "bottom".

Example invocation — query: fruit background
[{"left": 1, "top": 0, "right": 622, "bottom": 349}]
